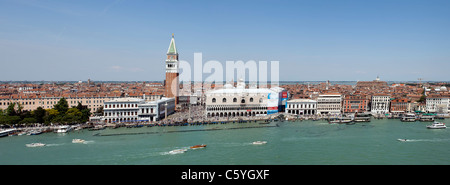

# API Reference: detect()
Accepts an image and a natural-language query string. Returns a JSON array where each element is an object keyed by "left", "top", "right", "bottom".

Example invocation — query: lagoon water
[{"left": 1, "top": 119, "right": 450, "bottom": 165}]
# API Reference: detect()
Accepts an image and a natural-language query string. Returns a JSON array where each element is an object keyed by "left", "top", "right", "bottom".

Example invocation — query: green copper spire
[{"left": 167, "top": 33, "right": 177, "bottom": 54}]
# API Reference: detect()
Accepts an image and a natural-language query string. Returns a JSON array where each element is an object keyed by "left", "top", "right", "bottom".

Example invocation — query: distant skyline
[{"left": 1, "top": 0, "right": 449, "bottom": 82}]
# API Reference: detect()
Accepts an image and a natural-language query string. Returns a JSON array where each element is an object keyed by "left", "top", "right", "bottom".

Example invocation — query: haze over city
[{"left": 0, "top": 0, "right": 449, "bottom": 81}]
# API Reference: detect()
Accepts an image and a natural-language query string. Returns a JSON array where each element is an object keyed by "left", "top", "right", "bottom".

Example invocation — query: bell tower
[{"left": 165, "top": 34, "right": 179, "bottom": 104}]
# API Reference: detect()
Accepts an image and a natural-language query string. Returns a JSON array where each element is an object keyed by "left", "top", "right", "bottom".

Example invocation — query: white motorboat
[
  {"left": 427, "top": 122, "right": 446, "bottom": 129},
  {"left": 252, "top": 141, "right": 267, "bottom": 145},
  {"left": 72, "top": 139, "right": 86, "bottom": 143},
  {"left": 26, "top": 143, "right": 46, "bottom": 147},
  {"left": 397, "top": 139, "right": 408, "bottom": 142}
]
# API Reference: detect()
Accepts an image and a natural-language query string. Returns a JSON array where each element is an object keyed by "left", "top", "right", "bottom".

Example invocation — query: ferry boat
[
  {"left": 328, "top": 118, "right": 353, "bottom": 124},
  {"left": 190, "top": 144, "right": 207, "bottom": 149},
  {"left": 354, "top": 113, "right": 371, "bottom": 122},
  {"left": 419, "top": 116, "right": 435, "bottom": 122},
  {"left": 26, "top": 143, "right": 46, "bottom": 147},
  {"left": 169, "top": 149, "right": 188, "bottom": 154},
  {"left": 252, "top": 141, "right": 267, "bottom": 145},
  {"left": 426, "top": 121, "right": 446, "bottom": 129},
  {"left": 72, "top": 139, "right": 86, "bottom": 143},
  {"left": 401, "top": 113, "right": 416, "bottom": 122},
  {"left": 0, "top": 129, "right": 17, "bottom": 138}
]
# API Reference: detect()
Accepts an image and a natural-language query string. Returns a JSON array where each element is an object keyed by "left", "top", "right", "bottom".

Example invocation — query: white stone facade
[
  {"left": 317, "top": 94, "right": 342, "bottom": 115},
  {"left": 286, "top": 99, "right": 317, "bottom": 115},
  {"left": 426, "top": 95, "right": 449, "bottom": 114},
  {"left": 102, "top": 97, "right": 175, "bottom": 123},
  {"left": 371, "top": 95, "right": 391, "bottom": 114}
]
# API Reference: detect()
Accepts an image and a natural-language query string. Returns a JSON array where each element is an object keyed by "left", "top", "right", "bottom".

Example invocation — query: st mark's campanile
[{"left": 165, "top": 34, "right": 179, "bottom": 105}]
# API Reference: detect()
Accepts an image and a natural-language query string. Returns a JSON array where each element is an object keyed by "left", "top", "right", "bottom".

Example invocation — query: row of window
[
  {"left": 207, "top": 106, "right": 267, "bottom": 111},
  {"left": 105, "top": 104, "right": 139, "bottom": 109},
  {"left": 211, "top": 97, "right": 263, "bottom": 103},
  {"left": 104, "top": 111, "right": 139, "bottom": 117},
  {"left": 287, "top": 104, "right": 316, "bottom": 109}
]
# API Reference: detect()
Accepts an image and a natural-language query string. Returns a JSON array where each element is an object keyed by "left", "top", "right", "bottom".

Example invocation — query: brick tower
[{"left": 165, "top": 34, "right": 179, "bottom": 104}]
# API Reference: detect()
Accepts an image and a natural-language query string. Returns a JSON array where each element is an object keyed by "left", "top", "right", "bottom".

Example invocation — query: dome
[{"left": 440, "top": 86, "right": 447, "bottom": 91}]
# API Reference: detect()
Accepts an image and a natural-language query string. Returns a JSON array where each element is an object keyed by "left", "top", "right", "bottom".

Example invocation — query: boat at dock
[
  {"left": 426, "top": 121, "right": 446, "bottom": 129},
  {"left": 55, "top": 125, "right": 72, "bottom": 133},
  {"left": 354, "top": 113, "right": 371, "bottom": 122},
  {"left": 88, "top": 125, "right": 106, "bottom": 131},
  {"left": 190, "top": 144, "right": 206, "bottom": 149},
  {"left": 0, "top": 129, "right": 17, "bottom": 138},
  {"left": 401, "top": 113, "right": 417, "bottom": 122},
  {"left": 27, "top": 130, "right": 43, "bottom": 135},
  {"left": 328, "top": 117, "right": 353, "bottom": 124},
  {"left": 419, "top": 115, "right": 435, "bottom": 122},
  {"left": 26, "top": 143, "right": 46, "bottom": 147}
]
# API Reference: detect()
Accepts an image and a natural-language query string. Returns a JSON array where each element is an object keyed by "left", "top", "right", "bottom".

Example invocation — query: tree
[
  {"left": 45, "top": 109, "right": 59, "bottom": 123},
  {"left": 54, "top": 98, "right": 69, "bottom": 114},
  {"left": 33, "top": 107, "right": 46, "bottom": 124},
  {"left": 19, "top": 117, "right": 37, "bottom": 124},
  {"left": 76, "top": 102, "right": 91, "bottom": 123},
  {"left": 6, "top": 102, "right": 17, "bottom": 116},
  {"left": 16, "top": 102, "right": 23, "bottom": 114}
]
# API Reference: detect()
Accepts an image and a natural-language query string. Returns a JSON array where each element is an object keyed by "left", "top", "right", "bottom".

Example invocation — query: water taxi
[
  {"left": 427, "top": 121, "right": 446, "bottom": 129},
  {"left": 26, "top": 143, "right": 46, "bottom": 147},
  {"left": 252, "top": 141, "right": 267, "bottom": 145},
  {"left": 190, "top": 144, "right": 207, "bottom": 149},
  {"left": 169, "top": 149, "right": 188, "bottom": 154},
  {"left": 72, "top": 139, "right": 86, "bottom": 143}
]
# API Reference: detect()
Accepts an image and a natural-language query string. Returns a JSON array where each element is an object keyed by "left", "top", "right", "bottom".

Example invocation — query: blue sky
[{"left": 0, "top": 0, "right": 449, "bottom": 81}]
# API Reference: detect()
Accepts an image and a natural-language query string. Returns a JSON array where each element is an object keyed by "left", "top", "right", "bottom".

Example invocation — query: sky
[{"left": 0, "top": 0, "right": 449, "bottom": 82}]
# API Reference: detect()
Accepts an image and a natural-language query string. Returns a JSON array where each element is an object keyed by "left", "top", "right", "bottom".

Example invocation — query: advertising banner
[{"left": 267, "top": 93, "right": 279, "bottom": 115}]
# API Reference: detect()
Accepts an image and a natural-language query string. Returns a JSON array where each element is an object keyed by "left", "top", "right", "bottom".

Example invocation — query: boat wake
[
  {"left": 82, "top": 140, "right": 95, "bottom": 144},
  {"left": 398, "top": 138, "right": 450, "bottom": 142},
  {"left": 46, "top": 143, "right": 65, "bottom": 147}
]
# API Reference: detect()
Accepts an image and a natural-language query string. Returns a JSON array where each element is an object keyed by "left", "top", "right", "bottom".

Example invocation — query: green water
[{"left": 1, "top": 119, "right": 450, "bottom": 165}]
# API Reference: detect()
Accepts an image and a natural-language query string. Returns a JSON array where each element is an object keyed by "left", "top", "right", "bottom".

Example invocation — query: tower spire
[{"left": 167, "top": 34, "right": 177, "bottom": 54}]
